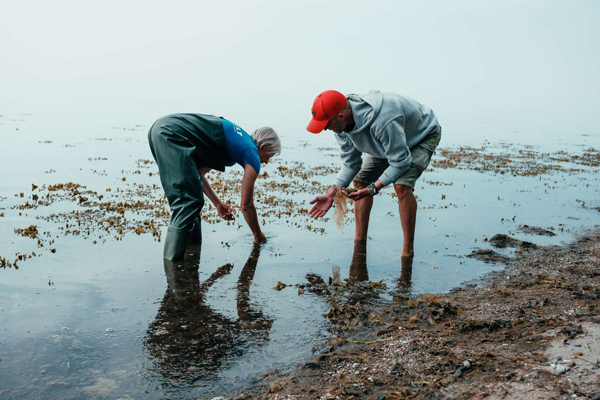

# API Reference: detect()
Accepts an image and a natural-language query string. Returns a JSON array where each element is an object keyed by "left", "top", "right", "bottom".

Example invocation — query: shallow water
[{"left": 1, "top": 114, "right": 599, "bottom": 399}]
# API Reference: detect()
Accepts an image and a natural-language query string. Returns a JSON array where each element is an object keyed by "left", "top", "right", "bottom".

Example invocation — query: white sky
[{"left": 1, "top": 0, "right": 599, "bottom": 142}]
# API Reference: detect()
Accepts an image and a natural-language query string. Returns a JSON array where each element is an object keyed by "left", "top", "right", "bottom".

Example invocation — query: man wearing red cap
[{"left": 307, "top": 90, "right": 441, "bottom": 257}]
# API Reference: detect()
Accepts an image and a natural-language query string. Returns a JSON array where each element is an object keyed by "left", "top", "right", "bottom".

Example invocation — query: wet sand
[{"left": 245, "top": 230, "right": 600, "bottom": 399}]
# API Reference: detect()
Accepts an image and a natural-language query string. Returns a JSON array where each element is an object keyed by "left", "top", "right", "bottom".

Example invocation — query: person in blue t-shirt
[
  {"left": 148, "top": 113, "right": 281, "bottom": 260},
  {"left": 221, "top": 118, "right": 262, "bottom": 175},
  {"left": 199, "top": 119, "right": 275, "bottom": 245}
]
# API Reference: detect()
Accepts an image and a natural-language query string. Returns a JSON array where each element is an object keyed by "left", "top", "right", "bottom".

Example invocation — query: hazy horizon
[{"left": 1, "top": 0, "right": 599, "bottom": 143}]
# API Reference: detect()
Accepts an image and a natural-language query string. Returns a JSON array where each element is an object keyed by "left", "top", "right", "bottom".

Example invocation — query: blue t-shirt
[{"left": 221, "top": 118, "right": 260, "bottom": 175}]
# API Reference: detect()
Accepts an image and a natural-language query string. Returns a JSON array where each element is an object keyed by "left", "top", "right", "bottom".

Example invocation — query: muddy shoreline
[{"left": 230, "top": 229, "right": 600, "bottom": 399}]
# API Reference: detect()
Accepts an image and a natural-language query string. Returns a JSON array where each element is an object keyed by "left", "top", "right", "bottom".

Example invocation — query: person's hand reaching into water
[{"left": 217, "top": 203, "right": 235, "bottom": 220}]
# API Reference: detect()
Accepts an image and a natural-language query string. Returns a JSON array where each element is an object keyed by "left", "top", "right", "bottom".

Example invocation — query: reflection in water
[
  {"left": 347, "top": 240, "right": 415, "bottom": 299},
  {"left": 144, "top": 243, "right": 272, "bottom": 386},
  {"left": 349, "top": 240, "right": 368, "bottom": 282}
]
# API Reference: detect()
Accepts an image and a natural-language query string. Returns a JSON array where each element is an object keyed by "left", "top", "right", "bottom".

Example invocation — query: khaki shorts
[{"left": 353, "top": 131, "right": 441, "bottom": 189}]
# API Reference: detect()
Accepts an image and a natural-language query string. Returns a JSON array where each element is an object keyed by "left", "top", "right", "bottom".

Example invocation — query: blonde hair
[{"left": 252, "top": 127, "right": 281, "bottom": 156}]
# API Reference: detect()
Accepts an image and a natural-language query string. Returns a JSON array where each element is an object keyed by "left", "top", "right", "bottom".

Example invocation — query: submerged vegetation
[{"left": 2, "top": 143, "right": 598, "bottom": 269}]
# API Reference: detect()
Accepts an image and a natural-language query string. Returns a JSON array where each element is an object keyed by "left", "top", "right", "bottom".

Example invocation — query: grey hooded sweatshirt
[{"left": 332, "top": 91, "right": 441, "bottom": 188}]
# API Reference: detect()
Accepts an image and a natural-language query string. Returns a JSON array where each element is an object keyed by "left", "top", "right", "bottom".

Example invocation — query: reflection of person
[
  {"left": 307, "top": 90, "right": 441, "bottom": 257},
  {"left": 236, "top": 244, "right": 272, "bottom": 333},
  {"left": 349, "top": 240, "right": 368, "bottom": 282},
  {"left": 148, "top": 113, "right": 281, "bottom": 260},
  {"left": 145, "top": 243, "right": 272, "bottom": 380}
]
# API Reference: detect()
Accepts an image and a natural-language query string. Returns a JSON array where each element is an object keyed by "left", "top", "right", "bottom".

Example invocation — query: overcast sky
[{"left": 1, "top": 0, "right": 599, "bottom": 142}]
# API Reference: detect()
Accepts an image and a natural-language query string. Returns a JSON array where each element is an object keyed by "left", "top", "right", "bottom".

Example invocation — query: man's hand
[
  {"left": 217, "top": 203, "right": 235, "bottom": 221},
  {"left": 254, "top": 231, "right": 267, "bottom": 243},
  {"left": 309, "top": 195, "right": 334, "bottom": 218},
  {"left": 343, "top": 188, "right": 371, "bottom": 201}
]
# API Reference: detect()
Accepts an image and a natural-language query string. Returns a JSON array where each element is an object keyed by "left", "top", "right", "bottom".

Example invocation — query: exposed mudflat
[{"left": 241, "top": 232, "right": 600, "bottom": 399}]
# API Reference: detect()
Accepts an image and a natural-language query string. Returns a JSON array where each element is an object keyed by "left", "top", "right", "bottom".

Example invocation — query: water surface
[{"left": 1, "top": 114, "right": 598, "bottom": 398}]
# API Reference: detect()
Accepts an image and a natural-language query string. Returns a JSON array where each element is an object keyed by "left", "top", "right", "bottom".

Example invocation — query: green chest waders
[{"left": 148, "top": 114, "right": 228, "bottom": 260}]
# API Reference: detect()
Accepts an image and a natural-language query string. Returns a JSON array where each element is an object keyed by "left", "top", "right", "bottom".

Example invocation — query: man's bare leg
[
  {"left": 399, "top": 255, "right": 413, "bottom": 286},
  {"left": 353, "top": 181, "right": 373, "bottom": 242},
  {"left": 394, "top": 184, "right": 417, "bottom": 257}
]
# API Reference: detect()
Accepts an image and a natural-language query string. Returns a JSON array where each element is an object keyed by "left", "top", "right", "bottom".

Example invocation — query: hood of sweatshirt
[{"left": 346, "top": 90, "right": 384, "bottom": 134}]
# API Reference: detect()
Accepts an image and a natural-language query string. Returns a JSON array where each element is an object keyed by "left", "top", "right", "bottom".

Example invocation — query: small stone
[{"left": 547, "top": 364, "right": 570, "bottom": 375}]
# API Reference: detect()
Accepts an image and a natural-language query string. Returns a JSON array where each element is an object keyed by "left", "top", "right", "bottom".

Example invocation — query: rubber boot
[
  {"left": 163, "top": 229, "right": 191, "bottom": 261},
  {"left": 189, "top": 217, "right": 202, "bottom": 244}
]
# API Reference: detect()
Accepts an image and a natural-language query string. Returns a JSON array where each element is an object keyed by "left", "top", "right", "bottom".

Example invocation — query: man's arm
[
  {"left": 309, "top": 134, "right": 362, "bottom": 218},
  {"left": 332, "top": 132, "right": 362, "bottom": 188},
  {"left": 345, "top": 118, "right": 409, "bottom": 201},
  {"left": 240, "top": 163, "right": 266, "bottom": 243}
]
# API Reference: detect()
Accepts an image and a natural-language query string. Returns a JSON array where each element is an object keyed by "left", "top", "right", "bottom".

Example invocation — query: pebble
[{"left": 547, "top": 364, "right": 570, "bottom": 375}]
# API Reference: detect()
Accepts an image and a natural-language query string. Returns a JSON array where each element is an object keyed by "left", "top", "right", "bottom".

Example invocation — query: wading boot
[{"left": 163, "top": 229, "right": 191, "bottom": 261}]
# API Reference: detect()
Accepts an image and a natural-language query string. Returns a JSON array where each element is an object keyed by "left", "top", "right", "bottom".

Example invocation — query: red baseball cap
[{"left": 306, "top": 90, "right": 347, "bottom": 134}]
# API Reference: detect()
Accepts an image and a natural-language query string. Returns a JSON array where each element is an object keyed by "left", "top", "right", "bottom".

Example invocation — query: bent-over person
[{"left": 307, "top": 90, "right": 441, "bottom": 257}]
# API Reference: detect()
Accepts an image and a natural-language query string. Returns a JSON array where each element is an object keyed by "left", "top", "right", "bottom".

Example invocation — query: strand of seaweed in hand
[
  {"left": 332, "top": 186, "right": 365, "bottom": 232},
  {"left": 332, "top": 186, "right": 349, "bottom": 232}
]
